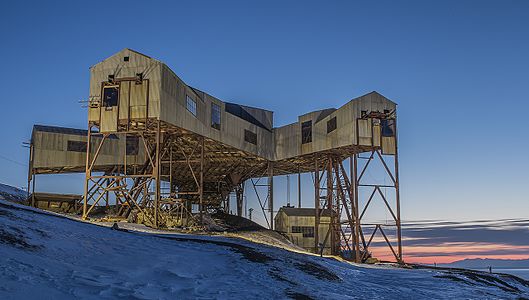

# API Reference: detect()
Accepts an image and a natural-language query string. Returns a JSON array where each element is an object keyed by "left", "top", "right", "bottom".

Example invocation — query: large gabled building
[{"left": 27, "top": 49, "right": 402, "bottom": 262}]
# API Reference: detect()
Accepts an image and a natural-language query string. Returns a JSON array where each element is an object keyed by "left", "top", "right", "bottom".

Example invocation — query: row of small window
[
  {"left": 301, "top": 116, "right": 395, "bottom": 144},
  {"left": 186, "top": 95, "right": 221, "bottom": 130},
  {"left": 186, "top": 94, "right": 258, "bottom": 146},
  {"left": 301, "top": 117, "right": 337, "bottom": 144},
  {"left": 291, "top": 226, "right": 315, "bottom": 238},
  {"left": 66, "top": 136, "right": 139, "bottom": 155}
]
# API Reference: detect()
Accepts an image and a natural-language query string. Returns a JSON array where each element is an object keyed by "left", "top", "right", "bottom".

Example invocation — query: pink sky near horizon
[
  {"left": 370, "top": 243, "right": 529, "bottom": 264},
  {"left": 359, "top": 218, "right": 529, "bottom": 264}
]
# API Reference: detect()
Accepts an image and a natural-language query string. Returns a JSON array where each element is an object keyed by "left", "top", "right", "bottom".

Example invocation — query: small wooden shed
[{"left": 274, "top": 206, "right": 333, "bottom": 254}]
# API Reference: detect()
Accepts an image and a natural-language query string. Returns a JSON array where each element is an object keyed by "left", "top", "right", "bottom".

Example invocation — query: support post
[
  {"left": 352, "top": 154, "right": 361, "bottom": 263},
  {"left": 267, "top": 162, "right": 274, "bottom": 230},
  {"left": 27, "top": 175, "right": 31, "bottom": 206},
  {"left": 225, "top": 193, "right": 230, "bottom": 214},
  {"left": 105, "top": 177, "right": 110, "bottom": 208},
  {"left": 236, "top": 183, "right": 243, "bottom": 217},
  {"left": 298, "top": 167, "right": 301, "bottom": 208},
  {"left": 199, "top": 136, "right": 204, "bottom": 222},
  {"left": 394, "top": 119, "right": 403, "bottom": 262},
  {"left": 31, "top": 173, "right": 36, "bottom": 207},
  {"left": 326, "top": 156, "right": 336, "bottom": 255},
  {"left": 314, "top": 157, "right": 320, "bottom": 253},
  {"left": 154, "top": 121, "right": 161, "bottom": 228},
  {"left": 82, "top": 125, "right": 92, "bottom": 219},
  {"left": 27, "top": 142, "right": 33, "bottom": 206},
  {"left": 169, "top": 147, "right": 173, "bottom": 195}
]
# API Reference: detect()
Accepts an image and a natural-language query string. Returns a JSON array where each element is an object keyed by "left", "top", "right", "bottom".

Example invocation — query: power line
[{"left": 0, "top": 153, "right": 27, "bottom": 167}]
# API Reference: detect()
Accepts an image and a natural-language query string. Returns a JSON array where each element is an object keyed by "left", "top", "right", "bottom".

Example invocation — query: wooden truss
[
  {"left": 81, "top": 119, "right": 269, "bottom": 228},
  {"left": 79, "top": 115, "right": 402, "bottom": 263}
]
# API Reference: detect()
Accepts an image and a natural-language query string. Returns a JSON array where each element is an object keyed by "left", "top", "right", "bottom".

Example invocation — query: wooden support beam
[{"left": 314, "top": 156, "right": 320, "bottom": 253}]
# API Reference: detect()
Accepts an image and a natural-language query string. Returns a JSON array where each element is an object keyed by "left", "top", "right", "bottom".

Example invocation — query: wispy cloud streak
[{"left": 364, "top": 219, "right": 529, "bottom": 263}]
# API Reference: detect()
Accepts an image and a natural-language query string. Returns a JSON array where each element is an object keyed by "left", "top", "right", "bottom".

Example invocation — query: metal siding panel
[
  {"left": 373, "top": 122, "right": 381, "bottom": 147},
  {"left": 100, "top": 108, "right": 118, "bottom": 132},
  {"left": 381, "top": 136, "right": 396, "bottom": 155},
  {"left": 119, "top": 81, "right": 130, "bottom": 120},
  {"left": 358, "top": 119, "right": 372, "bottom": 146},
  {"left": 130, "top": 81, "right": 148, "bottom": 119}
]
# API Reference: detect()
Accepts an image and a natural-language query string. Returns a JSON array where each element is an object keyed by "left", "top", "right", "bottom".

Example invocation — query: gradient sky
[{"left": 1, "top": 1, "right": 528, "bottom": 262}]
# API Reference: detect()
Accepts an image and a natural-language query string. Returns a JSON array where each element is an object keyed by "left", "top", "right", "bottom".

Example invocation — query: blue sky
[{"left": 0, "top": 0, "right": 528, "bottom": 225}]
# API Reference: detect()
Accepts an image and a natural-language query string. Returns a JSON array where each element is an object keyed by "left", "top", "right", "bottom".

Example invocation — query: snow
[
  {"left": 1, "top": 200, "right": 528, "bottom": 299},
  {"left": 0, "top": 183, "right": 26, "bottom": 203}
]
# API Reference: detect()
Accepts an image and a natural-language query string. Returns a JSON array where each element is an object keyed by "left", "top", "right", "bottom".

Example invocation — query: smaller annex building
[{"left": 274, "top": 206, "right": 332, "bottom": 254}]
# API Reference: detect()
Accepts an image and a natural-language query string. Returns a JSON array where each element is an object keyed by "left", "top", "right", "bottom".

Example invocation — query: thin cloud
[{"left": 362, "top": 219, "right": 529, "bottom": 262}]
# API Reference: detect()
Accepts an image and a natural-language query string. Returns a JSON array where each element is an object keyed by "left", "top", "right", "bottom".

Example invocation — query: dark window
[
  {"left": 244, "top": 129, "right": 257, "bottom": 145},
  {"left": 186, "top": 95, "right": 197, "bottom": 116},
  {"left": 108, "top": 74, "right": 115, "bottom": 83},
  {"left": 67, "top": 140, "right": 87, "bottom": 152},
  {"left": 381, "top": 119, "right": 395, "bottom": 137},
  {"left": 292, "top": 226, "right": 315, "bottom": 238},
  {"left": 123, "top": 56, "right": 129, "bottom": 62},
  {"left": 301, "top": 120, "right": 312, "bottom": 144},
  {"left": 327, "top": 116, "right": 337, "bottom": 133},
  {"left": 126, "top": 135, "right": 139, "bottom": 155},
  {"left": 135, "top": 73, "right": 143, "bottom": 84},
  {"left": 102, "top": 86, "right": 119, "bottom": 107},
  {"left": 211, "top": 103, "right": 221, "bottom": 130}
]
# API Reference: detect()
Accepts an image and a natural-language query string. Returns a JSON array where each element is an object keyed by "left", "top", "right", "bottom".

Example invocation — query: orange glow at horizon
[{"left": 368, "top": 243, "right": 529, "bottom": 264}]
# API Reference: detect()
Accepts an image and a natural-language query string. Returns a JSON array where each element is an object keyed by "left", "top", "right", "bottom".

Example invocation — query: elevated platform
[{"left": 27, "top": 49, "right": 402, "bottom": 263}]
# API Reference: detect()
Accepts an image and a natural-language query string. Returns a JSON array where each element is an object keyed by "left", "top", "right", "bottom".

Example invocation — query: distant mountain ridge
[
  {"left": 441, "top": 258, "right": 529, "bottom": 269},
  {"left": 0, "top": 183, "right": 26, "bottom": 203}
]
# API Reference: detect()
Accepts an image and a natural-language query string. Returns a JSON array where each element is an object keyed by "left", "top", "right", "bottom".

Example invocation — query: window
[
  {"left": 135, "top": 73, "right": 143, "bottom": 84},
  {"left": 244, "top": 129, "right": 257, "bottom": 145},
  {"left": 102, "top": 86, "right": 119, "bottom": 107},
  {"left": 327, "top": 116, "right": 337, "bottom": 133},
  {"left": 186, "top": 95, "right": 197, "bottom": 116},
  {"left": 292, "top": 226, "right": 315, "bottom": 238},
  {"left": 67, "top": 141, "right": 87, "bottom": 152},
  {"left": 381, "top": 119, "right": 395, "bottom": 137},
  {"left": 126, "top": 135, "right": 139, "bottom": 155},
  {"left": 123, "top": 56, "right": 129, "bottom": 62},
  {"left": 301, "top": 120, "right": 312, "bottom": 144},
  {"left": 211, "top": 103, "right": 221, "bottom": 130}
]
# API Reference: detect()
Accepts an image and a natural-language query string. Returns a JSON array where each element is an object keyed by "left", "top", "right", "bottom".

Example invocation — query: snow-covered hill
[
  {"left": 0, "top": 183, "right": 26, "bottom": 203},
  {"left": 1, "top": 200, "right": 528, "bottom": 299}
]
